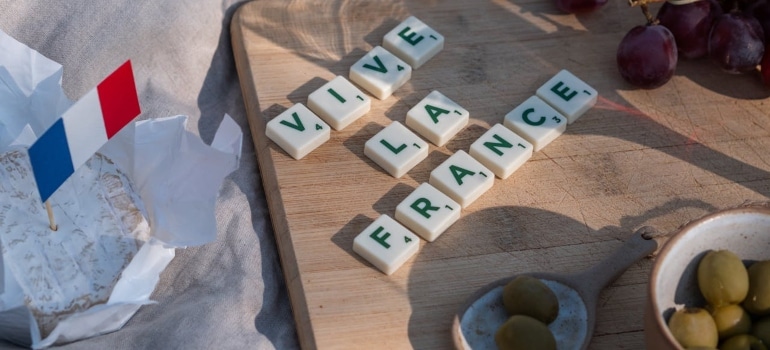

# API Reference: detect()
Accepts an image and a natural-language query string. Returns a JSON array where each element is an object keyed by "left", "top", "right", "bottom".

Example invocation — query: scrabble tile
[
  {"left": 349, "top": 46, "right": 412, "bottom": 100},
  {"left": 536, "top": 69, "right": 597, "bottom": 124},
  {"left": 405, "top": 90, "right": 469, "bottom": 147},
  {"left": 307, "top": 76, "right": 371, "bottom": 131},
  {"left": 265, "top": 103, "right": 330, "bottom": 160},
  {"left": 364, "top": 121, "right": 429, "bottom": 178},
  {"left": 353, "top": 214, "right": 420, "bottom": 275},
  {"left": 469, "top": 124, "right": 533, "bottom": 179},
  {"left": 429, "top": 150, "right": 494, "bottom": 208},
  {"left": 395, "top": 183, "right": 461, "bottom": 242},
  {"left": 382, "top": 16, "right": 444, "bottom": 69},
  {"left": 503, "top": 95, "right": 566, "bottom": 152}
]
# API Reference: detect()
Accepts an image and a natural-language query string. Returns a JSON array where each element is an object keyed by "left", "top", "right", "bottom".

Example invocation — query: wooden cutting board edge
[{"left": 230, "top": 3, "right": 317, "bottom": 349}]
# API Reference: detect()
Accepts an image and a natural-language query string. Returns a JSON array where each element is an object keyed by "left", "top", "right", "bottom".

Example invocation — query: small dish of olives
[{"left": 645, "top": 202, "right": 770, "bottom": 350}]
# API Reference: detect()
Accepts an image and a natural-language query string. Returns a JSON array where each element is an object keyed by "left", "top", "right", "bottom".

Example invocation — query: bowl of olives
[{"left": 645, "top": 202, "right": 770, "bottom": 349}]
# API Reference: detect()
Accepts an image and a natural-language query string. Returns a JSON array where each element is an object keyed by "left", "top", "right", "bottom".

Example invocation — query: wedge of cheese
[{"left": 0, "top": 148, "right": 149, "bottom": 339}]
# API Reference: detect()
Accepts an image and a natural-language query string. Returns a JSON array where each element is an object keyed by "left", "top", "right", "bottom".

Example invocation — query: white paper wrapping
[{"left": 0, "top": 29, "right": 243, "bottom": 348}]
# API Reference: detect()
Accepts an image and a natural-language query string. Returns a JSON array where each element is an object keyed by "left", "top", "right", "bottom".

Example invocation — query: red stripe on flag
[{"left": 97, "top": 60, "right": 141, "bottom": 139}]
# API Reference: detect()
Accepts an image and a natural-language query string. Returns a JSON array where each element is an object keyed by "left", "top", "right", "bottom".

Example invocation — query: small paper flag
[{"left": 29, "top": 60, "right": 141, "bottom": 202}]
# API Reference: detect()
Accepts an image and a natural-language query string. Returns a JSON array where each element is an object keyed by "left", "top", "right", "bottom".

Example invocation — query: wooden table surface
[{"left": 230, "top": 1, "right": 770, "bottom": 348}]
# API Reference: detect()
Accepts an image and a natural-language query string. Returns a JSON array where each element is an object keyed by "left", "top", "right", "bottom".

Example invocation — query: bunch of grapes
[{"left": 615, "top": 0, "right": 769, "bottom": 89}]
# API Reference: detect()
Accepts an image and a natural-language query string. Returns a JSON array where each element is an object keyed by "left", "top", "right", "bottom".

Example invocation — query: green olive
[
  {"left": 502, "top": 275, "right": 559, "bottom": 324},
  {"left": 719, "top": 334, "right": 767, "bottom": 350},
  {"left": 697, "top": 250, "right": 749, "bottom": 307},
  {"left": 668, "top": 307, "right": 719, "bottom": 349},
  {"left": 495, "top": 314, "right": 556, "bottom": 350},
  {"left": 752, "top": 317, "right": 770, "bottom": 346},
  {"left": 710, "top": 304, "right": 752, "bottom": 340},
  {"left": 744, "top": 260, "right": 770, "bottom": 316}
]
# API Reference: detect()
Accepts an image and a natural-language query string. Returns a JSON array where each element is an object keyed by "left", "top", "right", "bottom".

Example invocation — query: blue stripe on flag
[{"left": 29, "top": 119, "right": 75, "bottom": 202}]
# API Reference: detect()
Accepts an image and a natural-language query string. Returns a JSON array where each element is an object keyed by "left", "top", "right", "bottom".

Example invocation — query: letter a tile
[
  {"left": 405, "top": 90, "right": 469, "bottom": 147},
  {"left": 429, "top": 150, "right": 494, "bottom": 208}
]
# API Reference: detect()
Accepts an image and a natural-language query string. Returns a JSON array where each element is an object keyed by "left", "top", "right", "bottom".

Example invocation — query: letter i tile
[
  {"left": 353, "top": 214, "right": 421, "bottom": 275},
  {"left": 265, "top": 103, "right": 330, "bottom": 160},
  {"left": 364, "top": 121, "right": 429, "bottom": 178},
  {"left": 395, "top": 183, "right": 461, "bottom": 242},
  {"left": 307, "top": 76, "right": 371, "bottom": 131},
  {"left": 536, "top": 69, "right": 597, "bottom": 124},
  {"left": 429, "top": 150, "right": 494, "bottom": 208}
]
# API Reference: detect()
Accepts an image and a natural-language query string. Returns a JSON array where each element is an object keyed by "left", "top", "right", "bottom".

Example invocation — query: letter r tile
[{"left": 395, "top": 183, "right": 461, "bottom": 242}]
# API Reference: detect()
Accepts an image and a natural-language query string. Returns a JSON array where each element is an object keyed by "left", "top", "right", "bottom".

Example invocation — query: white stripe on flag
[{"left": 61, "top": 88, "right": 108, "bottom": 171}]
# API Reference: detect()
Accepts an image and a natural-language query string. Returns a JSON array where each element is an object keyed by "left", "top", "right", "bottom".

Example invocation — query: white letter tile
[
  {"left": 395, "top": 183, "right": 461, "bottom": 242},
  {"left": 353, "top": 214, "right": 421, "bottom": 275},
  {"left": 469, "top": 124, "right": 533, "bottom": 179},
  {"left": 307, "top": 76, "right": 371, "bottom": 131},
  {"left": 383, "top": 16, "right": 444, "bottom": 69},
  {"left": 429, "top": 150, "right": 494, "bottom": 208},
  {"left": 364, "top": 121, "right": 429, "bottom": 178},
  {"left": 265, "top": 103, "right": 330, "bottom": 160},
  {"left": 503, "top": 95, "right": 566, "bottom": 152},
  {"left": 536, "top": 69, "right": 597, "bottom": 124},
  {"left": 405, "top": 90, "right": 469, "bottom": 147},
  {"left": 349, "top": 46, "right": 412, "bottom": 100}
]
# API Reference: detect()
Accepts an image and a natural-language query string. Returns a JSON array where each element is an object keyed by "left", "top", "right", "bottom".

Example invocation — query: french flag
[{"left": 29, "top": 60, "right": 141, "bottom": 203}]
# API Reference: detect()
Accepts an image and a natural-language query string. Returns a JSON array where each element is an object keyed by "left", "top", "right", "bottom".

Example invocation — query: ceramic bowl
[{"left": 644, "top": 202, "right": 770, "bottom": 349}]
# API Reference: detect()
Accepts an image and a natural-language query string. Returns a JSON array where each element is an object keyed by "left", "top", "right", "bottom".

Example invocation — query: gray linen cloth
[{"left": 0, "top": 1, "right": 299, "bottom": 349}]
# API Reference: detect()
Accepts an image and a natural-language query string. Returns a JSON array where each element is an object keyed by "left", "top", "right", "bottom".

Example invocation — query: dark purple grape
[
  {"left": 555, "top": 0, "right": 608, "bottom": 13},
  {"left": 745, "top": 0, "right": 770, "bottom": 43},
  {"left": 617, "top": 25, "right": 678, "bottom": 89},
  {"left": 657, "top": 0, "right": 722, "bottom": 59},
  {"left": 761, "top": 46, "right": 770, "bottom": 85},
  {"left": 708, "top": 12, "right": 765, "bottom": 73}
]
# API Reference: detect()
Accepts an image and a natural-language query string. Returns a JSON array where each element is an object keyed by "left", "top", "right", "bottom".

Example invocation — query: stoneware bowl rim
[{"left": 647, "top": 201, "right": 770, "bottom": 349}]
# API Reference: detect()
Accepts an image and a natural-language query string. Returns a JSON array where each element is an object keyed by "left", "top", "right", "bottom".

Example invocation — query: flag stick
[{"left": 45, "top": 200, "right": 57, "bottom": 231}]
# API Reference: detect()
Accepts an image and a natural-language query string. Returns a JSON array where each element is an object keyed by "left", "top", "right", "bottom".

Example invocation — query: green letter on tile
[
  {"left": 398, "top": 26, "right": 424, "bottom": 46},
  {"left": 380, "top": 139, "right": 407, "bottom": 154},
  {"left": 280, "top": 112, "right": 305, "bottom": 131},
  {"left": 425, "top": 104, "right": 450, "bottom": 124},
  {"left": 550, "top": 81, "right": 577, "bottom": 102},
  {"left": 449, "top": 165, "right": 475, "bottom": 185},
  {"left": 363, "top": 56, "right": 388, "bottom": 73},
  {"left": 370, "top": 226, "right": 391, "bottom": 249},
  {"left": 410, "top": 198, "right": 440, "bottom": 219},
  {"left": 522, "top": 108, "right": 545, "bottom": 126},
  {"left": 484, "top": 134, "right": 513, "bottom": 156}
]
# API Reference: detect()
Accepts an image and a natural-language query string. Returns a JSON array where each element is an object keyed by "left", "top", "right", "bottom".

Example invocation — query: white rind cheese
[{"left": 0, "top": 148, "right": 150, "bottom": 339}]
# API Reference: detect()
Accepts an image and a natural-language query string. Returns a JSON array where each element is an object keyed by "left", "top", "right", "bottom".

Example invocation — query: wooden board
[{"left": 230, "top": 1, "right": 770, "bottom": 348}]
